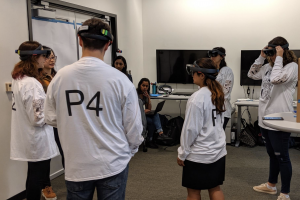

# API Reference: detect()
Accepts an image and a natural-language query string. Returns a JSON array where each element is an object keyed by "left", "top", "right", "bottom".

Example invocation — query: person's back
[
  {"left": 47, "top": 57, "right": 143, "bottom": 180},
  {"left": 185, "top": 87, "right": 226, "bottom": 163},
  {"left": 45, "top": 18, "right": 143, "bottom": 199}
]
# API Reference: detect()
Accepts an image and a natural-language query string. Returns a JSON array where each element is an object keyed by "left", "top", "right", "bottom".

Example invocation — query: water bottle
[{"left": 152, "top": 83, "right": 156, "bottom": 94}]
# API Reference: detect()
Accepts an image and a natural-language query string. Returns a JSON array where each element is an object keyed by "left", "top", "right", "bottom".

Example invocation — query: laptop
[{"left": 147, "top": 101, "right": 165, "bottom": 115}]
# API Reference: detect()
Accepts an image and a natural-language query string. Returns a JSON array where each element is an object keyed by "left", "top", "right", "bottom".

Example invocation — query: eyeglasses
[{"left": 46, "top": 56, "right": 57, "bottom": 61}]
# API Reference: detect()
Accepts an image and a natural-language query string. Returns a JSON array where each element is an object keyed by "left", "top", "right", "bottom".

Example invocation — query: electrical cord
[
  {"left": 252, "top": 86, "right": 255, "bottom": 99},
  {"left": 243, "top": 86, "right": 247, "bottom": 98}
]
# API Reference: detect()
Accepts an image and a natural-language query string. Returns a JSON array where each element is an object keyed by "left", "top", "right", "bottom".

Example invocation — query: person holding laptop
[{"left": 137, "top": 78, "right": 170, "bottom": 149}]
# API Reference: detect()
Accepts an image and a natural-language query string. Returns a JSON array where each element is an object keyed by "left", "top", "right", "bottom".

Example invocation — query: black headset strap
[
  {"left": 268, "top": 43, "right": 289, "bottom": 49},
  {"left": 193, "top": 61, "right": 219, "bottom": 74},
  {"left": 212, "top": 48, "right": 226, "bottom": 56},
  {"left": 78, "top": 26, "right": 113, "bottom": 41}
]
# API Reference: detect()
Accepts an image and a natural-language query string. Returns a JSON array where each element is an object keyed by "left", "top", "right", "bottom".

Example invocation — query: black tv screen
[
  {"left": 156, "top": 50, "right": 209, "bottom": 83},
  {"left": 240, "top": 50, "right": 300, "bottom": 86}
]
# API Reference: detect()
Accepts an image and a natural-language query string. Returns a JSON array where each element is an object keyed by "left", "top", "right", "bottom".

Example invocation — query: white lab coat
[{"left": 10, "top": 76, "right": 58, "bottom": 161}]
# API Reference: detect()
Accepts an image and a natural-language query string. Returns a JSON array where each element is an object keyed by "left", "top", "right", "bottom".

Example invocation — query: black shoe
[
  {"left": 157, "top": 133, "right": 172, "bottom": 140},
  {"left": 146, "top": 141, "right": 158, "bottom": 149}
]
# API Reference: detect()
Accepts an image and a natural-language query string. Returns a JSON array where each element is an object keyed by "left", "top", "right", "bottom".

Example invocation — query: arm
[
  {"left": 145, "top": 93, "right": 152, "bottom": 110},
  {"left": 138, "top": 99, "right": 147, "bottom": 137},
  {"left": 23, "top": 86, "right": 46, "bottom": 127},
  {"left": 177, "top": 102, "right": 203, "bottom": 161},
  {"left": 222, "top": 69, "right": 234, "bottom": 101},
  {"left": 270, "top": 56, "right": 297, "bottom": 85},
  {"left": 44, "top": 81, "right": 57, "bottom": 128},
  {"left": 247, "top": 55, "right": 266, "bottom": 80},
  {"left": 123, "top": 88, "right": 144, "bottom": 155}
]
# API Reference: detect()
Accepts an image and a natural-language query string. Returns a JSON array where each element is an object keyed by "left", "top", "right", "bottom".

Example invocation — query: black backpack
[
  {"left": 157, "top": 116, "right": 184, "bottom": 146},
  {"left": 240, "top": 118, "right": 258, "bottom": 147}
]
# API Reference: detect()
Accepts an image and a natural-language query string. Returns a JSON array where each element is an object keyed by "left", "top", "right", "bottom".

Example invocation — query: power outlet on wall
[{"left": 5, "top": 83, "right": 12, "bottom": 92}]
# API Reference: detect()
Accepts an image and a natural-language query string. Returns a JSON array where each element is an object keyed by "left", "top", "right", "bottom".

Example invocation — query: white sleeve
[
  {"left": 248, "top": 55, "right": 267, "bottom": 80},
  {"left": 222, "top": 69, "right": 234, "bottom": 101},
  {"left": 177, "top": 102, "right": 203, "bottom": 161},
  {"left": 44, "top": 81, "right": 57, "bottom": 128},
  {"left": 270, "top": 56, "right": 298, "bottom": 85},
  {"left": 122, "top": 87, "right": 144, "bottom": 156},
  {"left": 23, "top": 86, "right": 46, "bottom": 127}
]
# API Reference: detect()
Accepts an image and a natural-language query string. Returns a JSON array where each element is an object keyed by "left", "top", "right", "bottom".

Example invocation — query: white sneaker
[
  {"left": 277, "top": 193, "right": 291, "bottom": 200},
  {"left": 253, "top": 183, "right": 277, "bottom": 195}
]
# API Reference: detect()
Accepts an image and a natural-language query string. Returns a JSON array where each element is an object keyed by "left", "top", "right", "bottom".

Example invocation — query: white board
[{"left": 32, "top": 18, "right": 78, "bottom": 70}]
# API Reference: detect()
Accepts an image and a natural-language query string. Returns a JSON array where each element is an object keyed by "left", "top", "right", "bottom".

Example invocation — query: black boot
[
  {"left": 146, "top": 138, "right": 158, "bottom": 149},
  {"left": 157, "top": 133, "right": 172, "bottom": 140}
]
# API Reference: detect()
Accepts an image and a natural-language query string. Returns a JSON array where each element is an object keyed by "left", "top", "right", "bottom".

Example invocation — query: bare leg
[
  {"left": 208, "top": 186, "right": 224, "bottom": 200},
  {"left": 187, "top": 188, "right": 201, "bottom": 200}
]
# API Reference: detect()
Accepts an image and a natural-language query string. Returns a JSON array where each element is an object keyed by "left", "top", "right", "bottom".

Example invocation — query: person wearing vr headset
[
  {"left": 113, "top": 56, "right": 133, "bottom": 82},
  {"left": 178, "top": 58, "right": 227, "bottom": 200},
  {"left": 44, "top": 18, "right": 144, "bottom": 200},
  {"left": 248, "top": 36, "right": 297, "bottom": 200},
  {"left": 11, "top": 41, "right": 58, "bottom": 200},
  {"left": 208, "top": 47, "right": 234, "bottom": 130}
]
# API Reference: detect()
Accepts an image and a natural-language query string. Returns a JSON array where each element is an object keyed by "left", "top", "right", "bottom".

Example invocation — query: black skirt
[{"left": 182, "top": 156, "right": 226, "bottom": 190}]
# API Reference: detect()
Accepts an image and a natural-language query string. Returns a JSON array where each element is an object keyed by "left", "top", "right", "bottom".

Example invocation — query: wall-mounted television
[
  {"left": 240, "top": 50, "right": 300, "bottom": 86},
  {"left": 156, "top": 50, "right": 209, "bottom": 83}
]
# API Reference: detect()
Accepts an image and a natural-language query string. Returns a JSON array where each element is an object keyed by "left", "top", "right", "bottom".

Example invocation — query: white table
[
  {"left": 234, "top": 100, "right": 297, "bottom": 147},
  {"left": 263, "top": 112, "right": 300, "bottom": 133}
]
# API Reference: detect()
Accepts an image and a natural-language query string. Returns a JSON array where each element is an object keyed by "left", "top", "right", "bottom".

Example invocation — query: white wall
[
  {"left": 0, "top": 0, "right": 143, "bottom": 199},
  {"left": 142, "top": 0, "right": 300, "bottom": 118},
  {"left": 0, "top": 1, "right": 29, "bottom": 199},
  {"left": 63, "top": 0, "right": 144, "bottom": 87}
]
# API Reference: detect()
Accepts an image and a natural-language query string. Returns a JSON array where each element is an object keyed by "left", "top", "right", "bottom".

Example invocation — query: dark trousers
[
  {"left": 65, "top": 165, "right": 129, "bottom": 200},
  {"left": 54, "top": 127, "right": 65, "bottom": 168},
  {"left": 223, "top": 117, "right": 230, "bottom": 130},
  {"left": 260, "top": 127, "right": 292, "bottom": 193},
  {"left": 26, "top": 159, "right": 51, "bottom": 200}
]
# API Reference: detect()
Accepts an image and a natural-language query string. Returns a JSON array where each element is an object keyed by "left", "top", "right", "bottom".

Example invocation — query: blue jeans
[
  {"left": 260, "top": 127, "right": 292, "bottom": 193},
  {"left": 146, "top": 113, "right": 163, "bottom": 139},
  {"left": 65, "top": 165, "right": 129, "bottom": 200}
]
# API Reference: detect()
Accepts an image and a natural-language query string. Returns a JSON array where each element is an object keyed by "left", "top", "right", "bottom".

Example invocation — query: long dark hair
[
  {"left": 267, "top": 36, "right": 297, "bottom": 67},
  {"left": 42, "top": 45, "right": 57, "bottom": 76},
  {"left": 213, "top": 47, "right": 227, "bottom": 70},
  {"left": 137, "top": 78, "right": 150, "bottom": 95},
  {"left": 195, "top": 58, "right": 225, "bottom": 113},
  {"left": 113, "top": 56, "right": 128, "bottom": 75},
  {"left": 12, "top": 41, "right": 42, "bottom": 80}
]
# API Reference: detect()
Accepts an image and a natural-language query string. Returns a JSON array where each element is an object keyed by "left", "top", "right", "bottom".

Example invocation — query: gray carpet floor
[{"left": 49, "top": 145, "right": 300, "bottom": 200}]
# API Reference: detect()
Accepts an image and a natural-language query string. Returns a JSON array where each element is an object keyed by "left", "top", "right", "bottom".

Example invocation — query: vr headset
[
  {"left": 207, "top": 48, "right": 226, "bottom": 58},
  {"left": 262, "top": 43, "right": 289, "bottom": 57},
  {"left": 15, "top": 45, "right": 51, "bottom": 61},
  {"left": 77, "top": 25, "right": 113, "bottom": 45},
  {"left": 186, "top": 61, "right": 219, "bottom": 80}
]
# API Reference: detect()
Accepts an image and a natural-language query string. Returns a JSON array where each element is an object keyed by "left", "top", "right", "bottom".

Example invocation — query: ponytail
[
  {"left": 206, "top": 78, "right": 225, "bottom": 114},
  {"left": 196, "top": 58, "right": 225, "bottom": 114}
]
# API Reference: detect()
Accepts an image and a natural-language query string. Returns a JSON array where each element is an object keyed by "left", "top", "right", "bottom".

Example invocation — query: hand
[
  {"left": 143, "top": 91, "right": 150, "bottom": 99},
  {"left": 276, "top": 46, "right": 284, "bottom": 57},
  {"left": 177, "top": 157, "right": 185, "bottom": 166},
  {"left": 260, "top": 46, "right": 267, "bottom": 58},
  {"left": 144, "top": 109, "right": 151, "bottom": 114}
]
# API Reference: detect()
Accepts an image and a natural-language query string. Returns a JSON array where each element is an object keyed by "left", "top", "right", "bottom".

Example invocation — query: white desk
[
  {"left": 263, "top": 112, "right": 300, "bottom": 133},
  {"left": 234, "top": 100, "right": 297, "bottom": 147},
  {"left": 150, "top": 94, "right": 190, "bottom": 100}
]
